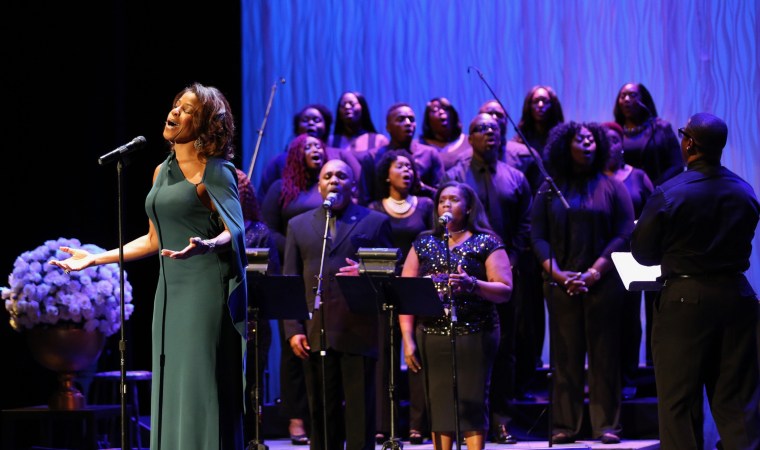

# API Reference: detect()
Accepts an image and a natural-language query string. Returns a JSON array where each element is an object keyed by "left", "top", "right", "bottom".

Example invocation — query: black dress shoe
[
  {"left": 290, "top": 434, "right": 309, "bottom": 446},
  {"left": 601, "top": 433, "right": 620, "bottom": 444},
  {"left": 491, "top": 425, "right": 517, "bottom": 444},
  {"left": 409, "top": 430, "right": 423, "bottom": 445},
  {"left": 376, "top": 433, "right": 388, "bottom": 445},
  {"left": 552, "top": 433, "right": 574, "bottom": 444}
]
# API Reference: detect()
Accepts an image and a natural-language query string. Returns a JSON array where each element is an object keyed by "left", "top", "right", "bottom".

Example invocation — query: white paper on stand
[{"left": 611, "top": 252, "right": 663, "bottom": 291}]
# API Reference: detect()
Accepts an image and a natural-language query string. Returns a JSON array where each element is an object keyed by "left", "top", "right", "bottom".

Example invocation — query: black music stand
[
  {"left": 337, "top": 275, "right": 445, "bottom": 450},
  {"left": 245, "top": 250, "right": 310, "bottom": 450}
]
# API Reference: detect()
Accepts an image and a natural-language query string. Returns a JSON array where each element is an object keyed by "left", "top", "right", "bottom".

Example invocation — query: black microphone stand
[
  {"left": 381, "top": 296, "right": 403, "bottom": 450},
  {"left": 468, "top": 66, "right": 570, "bottom": 447},
  {"left": 314, "top": 204, "right": 332, "bottom": 450},
  {"left": 443, "top": 223, "right": 462, "bottom": 450},
  {"left": 247, "top": 77, "right": 285, "bottom": 180}
]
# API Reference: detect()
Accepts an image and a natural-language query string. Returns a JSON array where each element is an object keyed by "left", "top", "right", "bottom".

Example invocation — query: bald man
[
  {"left": 632, "top": 113, "right": 760, "bottom": 449},
  {"left": 283, "top": 160, "right": 394, "bottom": 450}
]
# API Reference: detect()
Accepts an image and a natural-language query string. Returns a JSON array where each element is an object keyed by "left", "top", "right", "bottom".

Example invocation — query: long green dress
[{"left": 145, "top": 153, "right": 247, "bottom": 449}]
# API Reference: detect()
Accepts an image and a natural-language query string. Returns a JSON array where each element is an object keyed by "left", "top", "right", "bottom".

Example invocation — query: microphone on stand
[
  {"left": 438, "top": 212, "right": 454, "bottom": 225},
  {"left": 322, "top": 192, "right": 340, "bottom": 210},
  {"left": 636, "top": 100, "right": 654, "bottom": 119},
  {"left": 99, "top": 136, "right": 147, "bottom": 165}
]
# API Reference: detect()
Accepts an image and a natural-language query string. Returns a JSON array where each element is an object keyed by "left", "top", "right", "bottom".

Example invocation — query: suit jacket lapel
[
  {"left": 331, "top": 202, "right": 360, "bottom": 250},
  {"left": 310, "top": 207, "right": 329, "bottom": 241}
]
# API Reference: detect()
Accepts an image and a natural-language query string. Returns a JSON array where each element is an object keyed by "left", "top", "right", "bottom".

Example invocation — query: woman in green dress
[{"left": 50, "top": 83, "right": 248, "bottom": 449}]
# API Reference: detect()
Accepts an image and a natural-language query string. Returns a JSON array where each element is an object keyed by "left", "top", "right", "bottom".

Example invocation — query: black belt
[{"left": 664, "top": 272, "right": 743, "bottom": 285}]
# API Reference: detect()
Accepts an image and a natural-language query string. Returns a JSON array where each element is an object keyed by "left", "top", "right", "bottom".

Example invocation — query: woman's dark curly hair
[
  {"left": 515, "top": 86, "right": 564, "bottom": 142},
  {"left": 375, "top": 150, "right": 421, "bottom": 199},
  {"left": 169, "top": 83, "right": 235, "bottom": 162},
  {"left": 427, "top": 181, "right": 495, "bottom": 237},
  {"left": 280, "top": 134, "right": 326, "bottom": 208},
  {"left": 333, "top": 91, "right": 378, "bottom": 137},
  {"left": 422, "top": 97, "right": 463, "bottom": 141},
  {"left": 545, "top": 121, "right": 611, "bottom": 181},
  {"left": 613, "top": 83, "right": 659, "bottom": 126},
  {"left": 292, "top": 104, "right": 333, "bottom": 142},
  {"left": 235, "top": 169, "right": 262, "bottom": 223}
]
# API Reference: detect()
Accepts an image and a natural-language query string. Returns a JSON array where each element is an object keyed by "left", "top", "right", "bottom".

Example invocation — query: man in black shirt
[
  {"left": 632, "top": 113, "right": 760, "bottom": 450},
  {"left": 444, "top": 113, "right": 533, "bottom": 444}
]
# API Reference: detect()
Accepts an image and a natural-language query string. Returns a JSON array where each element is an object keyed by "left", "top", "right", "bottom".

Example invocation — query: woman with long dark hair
[
  {"left": 613, "top": 82, "right": 682, "bottom": 186},
  {"left": 329, "top": 91, "right": 389, "bottom": 155},
  {"left": 419, "top": 97, "right": 473, "bottom": 170},
  {"left": 52, "top": 83, "right": 248, "bottom": 448},
  {"left": 261, "top": 133, "right": 327, "bottom": 445},
  {"left": 532, "top": 122, "right": 635, "bottom": 444},
  {"left": 368, "top": 150, "right": 434, "bottom": 444},
  {"left": 512, "top": 86, "right": 565, "bottom": 162},
  {"left": 400, "top": 181, "right": 512, "bottom": 450}
]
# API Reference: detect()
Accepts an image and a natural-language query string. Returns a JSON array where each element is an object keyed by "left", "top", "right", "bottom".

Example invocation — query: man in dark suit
[
  {"left": 443, "top": 113, "right": 532, "bottom": 444},
  {"left": 284, "top": 159, "right": 394, "bottom": 450},
  {"left": 632, "top": 113, "right": 760, "bottom": 450}
]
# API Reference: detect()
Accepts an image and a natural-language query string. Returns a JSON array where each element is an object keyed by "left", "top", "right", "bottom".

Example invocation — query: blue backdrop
[{"left": 241, "top": 0, "right": 759, "bottom": 404}]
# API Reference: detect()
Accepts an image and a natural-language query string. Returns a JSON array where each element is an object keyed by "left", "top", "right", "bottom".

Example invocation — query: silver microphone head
[
  {"left": 323, "top": 192, "right": 340, "bottom": 210},
  {"left": 438, "top": 212, "right": 454, "bottom": 224}
]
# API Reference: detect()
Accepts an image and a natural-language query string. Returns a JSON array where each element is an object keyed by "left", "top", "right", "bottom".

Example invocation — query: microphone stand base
[
  {"left": 246, "top": 441, "right": 269, "bottom": 450},
  {"left": 381, "top": 437, "right": 404, "bottom": 450}
]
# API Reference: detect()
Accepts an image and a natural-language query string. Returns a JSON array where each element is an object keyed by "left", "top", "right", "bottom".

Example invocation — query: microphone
[
  {"left": 99, "top": 136, "right": 147, "bottom": 165},
  {"left": 438, "top": 212, "right": 454, "bottom": 225},
  {"left": 636, "top": 100, "right": 653, "bottom": 118},
  {"left": 322, "top": 192, "right": 340, "bottom": 210}
]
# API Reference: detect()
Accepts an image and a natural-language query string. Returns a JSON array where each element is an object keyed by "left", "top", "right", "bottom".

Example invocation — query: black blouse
[
  {"left": 412, "top": 233, "right": 505, "bottom": 335},
  {"left": 622, "top": 118, "right": 683, "bottom": 187},
  {"left": 531, "top": 174, "right": 635, "bottom": 273},
  {"left": 367, "top": 196, "right": 434, "bottom": 260}
]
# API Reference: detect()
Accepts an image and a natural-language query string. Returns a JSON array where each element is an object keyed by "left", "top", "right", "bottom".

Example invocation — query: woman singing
[
  {"left": 532, "top": 122, "right": 635, "bottom": 444},
  {"left": 51, "top": 83, "right": 248, "bottom": 448},
  {"left": 400, "top": 181, "right": 512, "bottom": 450},
  {"left": 329, "top": 91, "right": 388, "bottom": 155},
  {"left": 368, "top": 150, "right": 434, "bottom": 444},
  {"left": 419, "top": 98, "right": 472, "bottom": 170},
  {"left": 613, "top": 83, "right": 683, "bottom": 186}
]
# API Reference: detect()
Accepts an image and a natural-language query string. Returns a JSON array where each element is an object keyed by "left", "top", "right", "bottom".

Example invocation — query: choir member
[
  {"left": 443, "top": 114, "right": 532, "bottom": 444},
  {"left": 512, "top": 86, "right": 565, "bottom": 167},
  {"left": 419, "top": 97, "right": 473, "bottom": 170},
  {"left": 531, "top": 122, "right": 635, "bottom": 444},
  {"left": 368, "top": 150, "right": 435, "bottom": 444},
  {"left": 329, "top": 91, "right": 389, "bottom": 155},
  {"left": 400, "top": 181, "right": 513, "bottom": 450},
  {"left": 613, "top": 83, "right": 683, "bottom": 186}
]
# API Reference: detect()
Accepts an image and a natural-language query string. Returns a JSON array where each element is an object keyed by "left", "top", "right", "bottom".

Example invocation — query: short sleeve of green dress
[{"left": 145, "top": 153, "right": 248, "bottom": 449}]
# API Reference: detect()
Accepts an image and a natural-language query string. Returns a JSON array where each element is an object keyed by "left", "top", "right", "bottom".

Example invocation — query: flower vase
[{"left": 26, "top": 328, "right": 106, "bottom": 409}]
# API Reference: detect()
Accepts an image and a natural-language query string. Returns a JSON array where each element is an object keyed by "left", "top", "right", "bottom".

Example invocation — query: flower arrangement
[{"left": 2, "top": 238, "right": 134, "bottom": 336}]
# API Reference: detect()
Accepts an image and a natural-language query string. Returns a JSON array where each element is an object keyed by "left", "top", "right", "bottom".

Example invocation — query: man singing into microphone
[{"left": 283, "top": 159, "right": 394, "bottom": 450}]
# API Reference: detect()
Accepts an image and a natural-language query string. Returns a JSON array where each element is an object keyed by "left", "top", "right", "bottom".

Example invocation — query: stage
[{"left": 260, "top": 439, "right": 661, "bottom": 450}]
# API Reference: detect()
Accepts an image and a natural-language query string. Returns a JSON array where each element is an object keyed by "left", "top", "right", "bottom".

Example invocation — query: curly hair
[
  {"left": 516, "top": 86, "right": 564, "bottom": 142},
  {"left": 427, "top": 181, "right": 495, "bottom": 237},
  {"left": 169, "top": 83, "right": 235, "bottom": 162},
  {"left": 333, "top": 91, "right": 378, "bottom": 137},
  {"left": 613, "top": 83, "right": 659, "bottom": 126},
  {"left": 422, "top": 97, "right": 463, "bottom": 141},
  {"left": 544, "top": 121, "right": 611, "bottom": 182},
  {"left": 292, "top": 104, "right": 333, "bottom": 142},
  {"left": 375, "top": 150, "right": 421, "bottom": 198},
  {"left": 280, "top": 134, "right": 325, "bottom": 208},
  {"left": 235, "top": 169, "right": 262, "bottom": 223}
]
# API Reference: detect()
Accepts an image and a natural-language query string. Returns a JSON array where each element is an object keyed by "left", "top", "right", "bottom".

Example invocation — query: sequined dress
[{"left": 414, "top": 233, "right": 504, "bottom": 335}]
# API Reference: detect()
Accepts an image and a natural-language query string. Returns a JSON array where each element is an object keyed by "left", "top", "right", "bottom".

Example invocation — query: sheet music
[{"left": 611, "top": 252, "right": 664, "bottom": 291}]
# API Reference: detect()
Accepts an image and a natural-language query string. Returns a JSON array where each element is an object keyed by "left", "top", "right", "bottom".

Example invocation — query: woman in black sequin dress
[{"left": 400, "top": 181, "right": 513, "bottom": 450}]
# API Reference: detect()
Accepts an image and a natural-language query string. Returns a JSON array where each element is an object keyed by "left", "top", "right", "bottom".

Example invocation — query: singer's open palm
[{"left": 49, "top": 247, "right": 96, "bottom": 272}]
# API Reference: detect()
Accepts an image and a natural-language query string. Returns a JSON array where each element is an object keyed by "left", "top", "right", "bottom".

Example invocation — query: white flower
[
  {"left": 98, "top": 320, "right": 110, "bottom": 333},
  {"left": 1, "top": 288, "right": 11, "bottom": 300},
  {"left": 84, "top": 318, "right": 99, "bottom": 331},
  {"left": 16, "top": 300, "right": 28, "bottom": 313},
  {"left": 82, "top": 308, "right": 95, "bottom": 320},
  {"left": 69, "top": 305, "right": 81, "bottom": 316}
]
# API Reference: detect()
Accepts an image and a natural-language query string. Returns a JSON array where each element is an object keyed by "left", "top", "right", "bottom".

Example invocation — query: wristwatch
[{"left": 587, "top": 268, "right": 601, "bottom": 280}]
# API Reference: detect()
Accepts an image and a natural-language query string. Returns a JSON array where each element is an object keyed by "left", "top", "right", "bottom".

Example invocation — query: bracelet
[
  {"left": 202, "top": 239, "right": 215, "bottom": 255},
  {"left": 587, "top": 267, "right": 601, "bottom": 280},
  {"left": 466, "top": 276, "right": 478, "bottom": 294}
]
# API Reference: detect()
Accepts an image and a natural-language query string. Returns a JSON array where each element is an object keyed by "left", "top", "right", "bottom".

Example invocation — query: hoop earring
[{"left": 194, "top": 137, "right": 204, "bottom": 151}]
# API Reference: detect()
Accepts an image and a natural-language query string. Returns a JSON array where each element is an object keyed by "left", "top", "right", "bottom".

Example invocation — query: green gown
[{"left": 145, "top": 153, "right": 246, "bottom": 449}]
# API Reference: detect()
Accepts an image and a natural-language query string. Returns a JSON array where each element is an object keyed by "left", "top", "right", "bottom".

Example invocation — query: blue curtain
[{"left": 242, "top": 1, "right": 760, "bottom": 399}]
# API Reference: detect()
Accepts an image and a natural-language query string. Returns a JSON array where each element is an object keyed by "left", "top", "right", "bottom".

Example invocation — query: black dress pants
[
  {"left": 545, "top": 274, "right": 623, "bottom": 439},
  {"left": 514, "top": 253, "right": 538, "bottom": 395},
  {"left": 304, "top": 349, "right": 377, "bottom": 450},
  {"left": 278, "top": 322, "right": 310, "bottom": 421},
  {"left": 620, "top": 289, "right": 643, "bottom": 387},
  {"left": 489, "top": 291, "right": 517, "bottom": 431},
  {"left": 652, "top": 275, "right": 760, "bottom": 450}
]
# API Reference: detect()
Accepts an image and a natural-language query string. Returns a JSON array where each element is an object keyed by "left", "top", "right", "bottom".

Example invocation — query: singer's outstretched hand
[
  {"left": 337, "top": 258, "right": 360, "bottom": 276},
  {"left": 161, "top": 237, "right": 208, "bottom": 260},
  {"left": 49, "top": 247, "right": 96, "bottom": 273},
  {"left": 449, "top": 264, "right": 475, "bottom": 292}
]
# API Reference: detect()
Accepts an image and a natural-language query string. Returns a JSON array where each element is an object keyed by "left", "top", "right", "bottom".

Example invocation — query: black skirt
[{"left": 417, "top": 325, "right": 500, "bottom": 432}]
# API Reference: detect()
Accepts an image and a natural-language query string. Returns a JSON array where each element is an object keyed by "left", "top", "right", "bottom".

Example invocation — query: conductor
[{"left": 631, "top": 113, "right": 760, "bottom": 450}]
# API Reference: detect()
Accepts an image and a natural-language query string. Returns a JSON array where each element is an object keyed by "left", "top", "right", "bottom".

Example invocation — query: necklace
[
  {"left": 624, "top": 118, "right": 654, "bottom": 137},
  {"left": 449, "top": 228, "right": 467, "bottom": 235},
  {"left": 385, "top": 196, "right": 412, "bottom": 214}
]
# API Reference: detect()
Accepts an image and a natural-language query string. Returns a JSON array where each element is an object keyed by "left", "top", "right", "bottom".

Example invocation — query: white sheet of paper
[{"left": 611, "top": 252, "right": 663, "bottom": 291}]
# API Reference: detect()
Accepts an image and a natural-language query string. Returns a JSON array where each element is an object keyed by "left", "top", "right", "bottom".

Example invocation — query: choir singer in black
[
  {"left": 631, "top": 113, "right": 760, "bottom": 450},
  {"left": 283, "top": 159, "right": 394, "bottom": 450}
]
